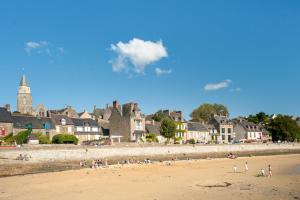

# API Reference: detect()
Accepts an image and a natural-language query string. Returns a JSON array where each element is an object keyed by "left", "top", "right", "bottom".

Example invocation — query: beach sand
[{"left": 0, "top": 154, "right": 299, "bottom": 200}]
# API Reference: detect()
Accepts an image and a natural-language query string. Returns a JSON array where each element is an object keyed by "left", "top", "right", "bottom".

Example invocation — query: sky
[{"left": 0, "top": 0, "right": 299, "bottom": 119}]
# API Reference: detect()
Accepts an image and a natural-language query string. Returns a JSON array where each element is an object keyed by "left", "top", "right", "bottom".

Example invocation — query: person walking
[
  {"left": 245, "top": 161, "right": 249, "bottom": 173},
  {"left": 268, "top": 164, "right": 272, "bottom": 178}
]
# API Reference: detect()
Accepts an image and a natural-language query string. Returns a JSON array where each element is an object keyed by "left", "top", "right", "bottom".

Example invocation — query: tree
[
  {"left": 248, "top": 112, "right": 270, "bottom": 125},
  {"left": 160, "top": 118, "right": 176, "bottom": 143},
  {"left": 52, "top": 134, "right": 79, "bottom": 144},
  {"left": 268, "top": 115, "right": 300, "bottom": 142},
  {"left": 190, "top": 103, "right": 229, "bottom": 123},
  {"left": 152, "top": 110, "right": 165, "bottom": 122}
]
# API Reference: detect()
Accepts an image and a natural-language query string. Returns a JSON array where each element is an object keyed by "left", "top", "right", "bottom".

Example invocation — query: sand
[{"left": 0, "top": 154, "right": 299, "bottom": 200}]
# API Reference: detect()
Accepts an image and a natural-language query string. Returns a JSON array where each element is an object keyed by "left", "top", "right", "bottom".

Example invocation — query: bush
[
  {"left": 52, "top": 134, "right": 78, "bottom": 144},
  {"left": 3, "top": 133, "right": 14, "bottom": 144},
  {"left": 145, "top": 133, "right": 159, "bottom": 143},
  {"left": 15, "top": 130, "right": 31, "bottom": 144},
  {"left": 34, "top": 133, "right": 51, "bottom": 144},
  {"left": 174, "top": 136, "right": 183, "bottom": 144},
  {"left": 187, "top": 139, "right": 196, "bottom": 144}
]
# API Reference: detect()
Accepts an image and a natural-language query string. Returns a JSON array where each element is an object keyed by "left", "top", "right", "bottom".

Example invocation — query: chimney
[
  {"left": 4, "top": 104, "right": 11, "bottom": 112},
  {"left": 113, "top": 100, "right": 119, "bottom": 108}
]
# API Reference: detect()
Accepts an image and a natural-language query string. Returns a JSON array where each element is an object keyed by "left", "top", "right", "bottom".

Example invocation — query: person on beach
[
  {"left": 261, "top": 169, "right": 265, "bottom": 177},
  {"left": 233, "top": 165, "right": 237, "bottom": 173},
  {"left": 268, "top": 164, "right": 272, "bottom": 178},
  {"left": 245, "top": 162, "right": 249, "bottom": 173}
]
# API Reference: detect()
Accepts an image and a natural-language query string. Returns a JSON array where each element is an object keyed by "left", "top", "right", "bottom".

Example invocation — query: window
[
  {"left": 228, "top": 128, "right": 231, "bottom": 134},
  {"left": 56, "top": 126, "right": 60, "bottom": 133},
  {"left": 92, "top": 127, "right": 98, "bottom": 132},
  {"left": 67, "top": 126, "right": 72, "bottom": 133},
  {"left": 77, "top": 127, "right": 83, "bottom": 132},
  {"left": 135, "top": 120, "right": 142, "bottom": 130},
  {"left": 61, "top": 118, "right": 66, "bottom": 125},
  {"left": 222, "top": 135, "right": 225, "bottom": 140},
  {"left": 222, "top": 128, "right": 225, "bottom": 134}
]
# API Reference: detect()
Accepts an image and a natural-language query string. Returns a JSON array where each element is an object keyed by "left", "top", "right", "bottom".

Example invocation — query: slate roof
[
  {"left": 0, "top": 107, "right": 12, "bottom": 123},
  {"left": 213, "top": 115, "right": 230, "bottom": 124},
  {"left": 145, "top": 123, "right": 161, "bottom": 135},
  {"left": 50, "top": 113, "right": 74, "bottom": 125},
  {"left": 12, "top": 115, "right": 55, "bottom": 129},
  {"left": 238, "top": 120, "right": 261, "bottom": 132},
  {"left": 187, "top": 122, "right": 209, "bottom": 132},
  {"left": 71, "top": 118, "right": 98, "bottom": 127}
]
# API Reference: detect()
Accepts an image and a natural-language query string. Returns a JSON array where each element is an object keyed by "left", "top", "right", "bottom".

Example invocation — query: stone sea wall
[{"left": 1, "top": 143, "right": 300, "bottom": 163}]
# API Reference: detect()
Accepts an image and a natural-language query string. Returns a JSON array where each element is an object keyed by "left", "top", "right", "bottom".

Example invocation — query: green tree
[
  {"left": 248, "top": 112, "right": 270, "bottom": 125},
  {"left": 268, "top": 115, "right": 300, "bottom": 142},
  {"left": 190, "top": 103, "right": 229, "bottom": 123},
  {"left": 152, "top": 110, "right": 165, "bottom": 122},
  {"left": 160, "top": 118, "right": 176, "bottom": 143}
]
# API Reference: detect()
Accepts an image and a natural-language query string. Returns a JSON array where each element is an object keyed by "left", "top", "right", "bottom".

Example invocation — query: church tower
[{"left": 17, "top": 74, "right": 33, "bottom": 115}]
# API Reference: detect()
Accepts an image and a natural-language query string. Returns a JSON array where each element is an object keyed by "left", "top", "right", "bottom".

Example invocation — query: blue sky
[{"left": 0, "top": 0, "right": 299, "bottom": 118}]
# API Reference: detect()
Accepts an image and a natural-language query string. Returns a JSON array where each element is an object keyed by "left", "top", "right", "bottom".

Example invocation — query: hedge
[
  {"left": 34, "top": 133, "right": 51, "bottom": 144},
  {"left": 52, "top": 134, "right": 78, "bottom": 144},
  {"left": 15, "top": 130, "right": 31, "bottom": 144}
]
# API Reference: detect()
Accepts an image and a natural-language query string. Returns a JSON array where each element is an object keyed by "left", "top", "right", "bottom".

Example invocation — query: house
[
  {"left": 72, "top": 118, "right": 102, "bottom": 143},
  {"left": 162, "top": 110, "right": 188, "bottom": 142},
  {"left": 78, "top": 109, "right": 93, "bottom": 119},
  {"left": 0, "top": 106, "right": 13, "bottom": 136},
  {"left": 187, "top": 122, "right": 210, "bottom": 143},
  {"left": 49, "top": 113, "right": 75, "bottom": 136},
  {"left": 12, "top": 114, "right": 55, "bottom": 137},
  {"left": 234, "top": 119, "right": 263, "bottom": 142},
  {"left": 208, "top": 115, "right": 234, "bottom": 144},
  {"left": 49, "top": 106, "right": 79, "bottom": 118},
  {"left": 109, "top": 101, "right": 145, "bottom": 142},
  {"left": 145, "top": 121, "right": 165, "bottom": 143}
]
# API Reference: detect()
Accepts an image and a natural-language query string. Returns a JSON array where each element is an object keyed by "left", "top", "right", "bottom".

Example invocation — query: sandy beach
[{"left": 0, "top": 154, "right": 299, "bottom": 200}]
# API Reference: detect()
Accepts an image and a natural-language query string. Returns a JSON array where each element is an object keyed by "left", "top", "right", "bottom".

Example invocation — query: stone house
[
  {"left": 0, "top": 107, "right": 13, "bottom": 136},
  {"left": 78, "top": 110, "right": 92, "bottom": 119},
  {"left": 208, "top": 115, "right": 234, "bottom": 144},
  {"left": 109, "top": 101, "right": 145, "bottom": 142},
  {"left": 49, "top": 106, "right": 79, "bottom": 118},
  {"left": 187, "top": 122, "right": 210, "bottom": 143},
  {"left": 49, "top": 113, "right": 75, "bottom": 136},
  {"left": 72, "top": 118, "right": 102, "bottom": 143},
  {"left": 233, "top": 118, "right": 263, "bottom": 142},
  {"left": 162, "top": 110, "right": 188, "bottom": 141},
  {"left": 12, "top": 114, "right": 55, "bottom": 137}
]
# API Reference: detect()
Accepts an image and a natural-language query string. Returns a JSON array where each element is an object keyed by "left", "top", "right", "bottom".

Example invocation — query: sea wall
[{"left": 1, "top": 143, "right": 300, "bottom": 163}]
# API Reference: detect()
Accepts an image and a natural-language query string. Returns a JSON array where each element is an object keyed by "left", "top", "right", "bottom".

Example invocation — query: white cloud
[
  {"left": 110, "top": 38, "right": 168, "bottom": 74},
  {"left": 25, "top": 41, "right": 63, "bottom": 57},
  {"left": 204, "top": 80, "right": 232, "bottom": 91},
  {"left": 155, "top": 67, "right": 172, "bottom": 76},
  {"left": 25, "top": 41, "right": 41, "bottom": 53}
]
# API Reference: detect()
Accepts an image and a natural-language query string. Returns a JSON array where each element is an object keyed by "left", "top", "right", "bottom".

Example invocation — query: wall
[{"left": 1, "top": 143, "right": 299, "bottom": 163}]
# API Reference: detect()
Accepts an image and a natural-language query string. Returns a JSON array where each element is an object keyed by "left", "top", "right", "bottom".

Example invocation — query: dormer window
[{"left": 61, "top": 118, "right": 66, "bottom": 125}]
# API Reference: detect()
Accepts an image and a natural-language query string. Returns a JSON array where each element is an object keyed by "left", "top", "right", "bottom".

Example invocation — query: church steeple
[
  {"left": 19, "top": 74, "right": 29, "bottom": 86},
  {"left": 17, "top": 74, "right": 33, "bottom": 115}
]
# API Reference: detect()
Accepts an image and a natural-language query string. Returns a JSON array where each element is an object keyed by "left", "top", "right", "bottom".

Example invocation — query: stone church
[
  {"left": 16, "top": 74, "right": 47, "bottom": 117},
  {"left": 17, "top": 74, "right": 33, "bottom": 115}
]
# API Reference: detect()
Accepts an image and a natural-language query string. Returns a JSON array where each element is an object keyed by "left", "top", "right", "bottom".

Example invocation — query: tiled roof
[
  {"left": 0, "top": 107, "right": 12, "bottom": 123},
  {"left": 145, "top": 123, "right": 161, "bottom": 135},
  {"left": 71, "top": 118, "right": 98, "bottom": 127},
  {"left": 12, "top": 115, "right": 55, "bottom": 129},
  {"left": 188, "top": 122, "right": 209, "bottom": 132},
  {"left": 50, "top": 113, "right": 74, "bottom": 125}
]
